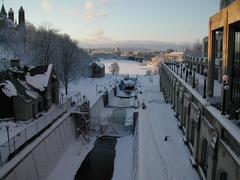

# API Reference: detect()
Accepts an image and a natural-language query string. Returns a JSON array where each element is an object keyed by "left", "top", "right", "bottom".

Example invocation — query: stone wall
[
  {"left": 2, "top": 115, "right": 76, "bottom": 180},
  {"left": 160, "top": 62, "right": 240, "bottom": 180}
]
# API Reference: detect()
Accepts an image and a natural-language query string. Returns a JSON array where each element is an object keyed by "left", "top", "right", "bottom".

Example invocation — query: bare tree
[
  {"left": 32, "top": 23, "right": 59, "bottom": 65},
  {"left": 109, "top": 62, "right": 120, "bottom": 75},
  {"left": 59, "top": 34, "right": 77, "bottom": 95},
  {"left": 184, "top": 40, "right": 203, "bottom": 57}
]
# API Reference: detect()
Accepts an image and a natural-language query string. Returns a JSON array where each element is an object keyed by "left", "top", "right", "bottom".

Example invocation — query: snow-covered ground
[
  {"left": 137, "top": 75, "right": 199, "bottom": 180},
  {"left": 47, "top": 59, "right": 199, "bottom": 180},
  {"left": 101, "top": 58, "right": 155, "bottom": 75},
  {"left": 112, "top": 136, "right": 133, "bottom": 180},
  {"left": 47, "top": 136, "right": 96, "bottom": 180}
]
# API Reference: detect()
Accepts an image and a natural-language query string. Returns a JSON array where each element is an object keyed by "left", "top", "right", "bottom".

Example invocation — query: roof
[
  {"left": 26, "top": 64, "right": 53, "bottom": 92},
  {"left": 0, "top": 70, "right": 38, "bottom": 103},
  {"left": 0, "top": 63, "right": 55, "bottom": 102},
  {"left": 0, "top": 5, "right": 7, "bottom": 16},
  {"left": 0, "top": 80, "right": 17, "bottom": 97},
  {"left": 19, "top": 6, "right": 24, "bottom": 13},
  {"left": 89, "top": 62, "right": 105, "bottom": 69},
  {"left": 8, "top": 8, "right": 13, "bottom": 13}
]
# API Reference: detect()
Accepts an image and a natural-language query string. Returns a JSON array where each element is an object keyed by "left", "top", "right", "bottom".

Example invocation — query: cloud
[
  {"left": 99, "top": 0, "right": 111, "bottom": 5},
  {"left": 84, "top": 1, "right": 95, "bottom": 11},
  {"left": 84, "top": 10, "right": 108, "bottom": 22},
  {"left": 80, "top": 27, "right": 112, "bottom": 44},
  {"left": 96, "top": 11, "right": 108, "bottom": 18},
  {"left": 84, "top": 12, "right": 94, "bottom": 21},
  {"left": 41, "top": 0, "right": 52, "bottom": 12}
]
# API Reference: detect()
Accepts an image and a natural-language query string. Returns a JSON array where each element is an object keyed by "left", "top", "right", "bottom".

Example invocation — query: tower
[
  {"left": 0, "top": 4, "right": 7, "bottom": 18},
  {"left": 8, "top": 8, "right": 14, "bottom": 21},
  {"left": 18, "top": 6, "right": 25, "bottom": 25}
]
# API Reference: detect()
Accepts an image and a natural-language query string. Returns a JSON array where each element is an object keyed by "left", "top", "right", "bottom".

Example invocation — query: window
[
  {"left": 190, "top": 120, "right": 195, "bottom": 146},
  {"left": 201, "top": 139, "right": 209, "bottom": 177},
  {"left": 220, "top": 172, "right": 228, "bottom": 180},
  {"left": 232, "top": 29, "right": 240, "bottom": 107}
]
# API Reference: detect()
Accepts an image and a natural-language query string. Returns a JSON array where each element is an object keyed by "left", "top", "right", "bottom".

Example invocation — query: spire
[
  {"left": 18, "top": 6, "right": 25, "bottom": 25},
  {"left": 8, "top": 8, "right": 14, "bottom": 21},
  {"left": 9, "top": 8, "right": 13, "bottom": 13},
  {"left": 19, "top": 6, "right": 24, "bottom": 13},
  {"left": 1, "top": 4, "right": 7, "bottom": 16}
]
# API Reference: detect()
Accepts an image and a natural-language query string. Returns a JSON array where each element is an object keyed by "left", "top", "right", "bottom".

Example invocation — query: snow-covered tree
[{"left": 109, "top": 62, "right": 120, "bottom": 75}]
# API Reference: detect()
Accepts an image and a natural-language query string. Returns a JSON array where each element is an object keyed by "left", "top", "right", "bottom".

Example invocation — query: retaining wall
[{"left": 1, "top": 114, "right": 76, "bottom": 180}]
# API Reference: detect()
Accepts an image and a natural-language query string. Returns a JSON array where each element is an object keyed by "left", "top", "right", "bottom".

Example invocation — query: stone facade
[
  {"left": 160, "top": 63, "right": 240, "bottom": 180},
  {"left": 208, "top": 0, "right": 240, "bottom": 112}
]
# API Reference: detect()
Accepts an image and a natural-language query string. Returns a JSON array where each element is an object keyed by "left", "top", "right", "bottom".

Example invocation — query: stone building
[
  {"left": 160, "top": 1, "right": 240, "bottom": 180},
  {"left": 208, "top": 0, "right": 240, "bottom": 110},
  {"left": 89, "top": 62, "right": 105, "bottom": 78},
  {"left": 0, "top": 4, "right": 25, "bottom": 29},
  {"left": 0, "top": 60, "right": 59, "bottom": 121}
]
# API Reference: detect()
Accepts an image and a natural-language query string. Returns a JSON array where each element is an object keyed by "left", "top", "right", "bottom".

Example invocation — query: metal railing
[{"left": 0, "top": 98, "right": 72, "bottom": 167}]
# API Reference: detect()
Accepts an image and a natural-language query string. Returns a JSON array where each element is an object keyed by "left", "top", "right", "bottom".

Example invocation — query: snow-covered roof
[
  {"left": 90, "top": 62, "right": 105, "bottom": 68},
  {"left": 26, "top": 64, "right": 53, "bottom": 91},
  {"left": 123, "top": 80, "right": 135, "bottom": 87},
  {"left": 0, "top": 80, "right": 17, "bottom": 97}
]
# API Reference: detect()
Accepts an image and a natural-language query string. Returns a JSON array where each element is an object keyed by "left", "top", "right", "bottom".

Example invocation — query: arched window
[
  {"left": 220, "top": 172, "right": 228, "bottom": 180},
  {"left": 190, "top": 121, "right": 195, "bottom": 145},
  {"left": 201, "top": 139, "right": 208, "bottom": 176}
]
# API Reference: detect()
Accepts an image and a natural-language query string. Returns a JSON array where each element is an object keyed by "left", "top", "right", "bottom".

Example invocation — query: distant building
[
  {"left": 89, "top": 62, "right": 105, "bottom": 78},
  {"left": 0, "top": 3, "right": 25, "bottom": 29},
  {"left": 0, "top": 60, "right": 59, "bottom": 121}
]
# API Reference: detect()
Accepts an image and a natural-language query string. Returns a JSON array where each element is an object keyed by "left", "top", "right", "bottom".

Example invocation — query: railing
[
  {"left": 161, "top": 61, "right": 240, "bottom": 161},
  {"left": 222, "top": 130, "right": 240, "bottom": 159},
  {"left": 0, "top": 98, "right": 72, "bottom": 167}
]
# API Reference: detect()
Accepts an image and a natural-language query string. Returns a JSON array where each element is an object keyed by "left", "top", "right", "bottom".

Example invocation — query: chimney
[{"left": 10, "top": 59, "right": 21, "bottom": 69}]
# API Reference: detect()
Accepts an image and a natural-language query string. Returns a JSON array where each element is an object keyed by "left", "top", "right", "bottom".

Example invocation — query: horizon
[{"left": 3, "top": 0, "right": 219, "bottom": 49}]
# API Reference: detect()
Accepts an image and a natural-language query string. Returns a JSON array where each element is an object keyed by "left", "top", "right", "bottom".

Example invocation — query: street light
[
  {"left": 189, "top": 70, "right": 192, "bottom": 85},
  {"left": 222, "top": 75, "right": 229, "bottom": 115},
  {"left": 203, "top": 68, "right": 207, "bottom": 98},
  {"left": 185, "top": 69, "right": 188, "bottom": 82},
  {"left": 5, "top": 125, "right": 10, "bottom": 155},
  {"left": 180, "top": 63, "right": 183, "bottom": 78},
  {"left": 193, "top": 65, "right": 196, "bottom": 88},
  {"left": 176, "top": 63, "right": 180, "bottom": 75}
]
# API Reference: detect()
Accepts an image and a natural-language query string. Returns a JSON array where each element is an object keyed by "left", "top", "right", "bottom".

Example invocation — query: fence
[{"left": 0, "top": 98, "right": 72, "bottom": 167}]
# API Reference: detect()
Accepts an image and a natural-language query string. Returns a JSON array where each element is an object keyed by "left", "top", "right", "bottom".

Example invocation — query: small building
[
  {"left": 89, "top": 62, "right": 105, "bottom": 78},
  {"left": 0, "top": 59, "right": 59, "bottom": 121}
]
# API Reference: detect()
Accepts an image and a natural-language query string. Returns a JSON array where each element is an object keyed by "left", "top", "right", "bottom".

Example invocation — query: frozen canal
[
  {"left": 74, "top": 136, "right": 117, "bottom": 180},
  {"left": 48, "top": 59, "right": 199, "bottom": 180}
]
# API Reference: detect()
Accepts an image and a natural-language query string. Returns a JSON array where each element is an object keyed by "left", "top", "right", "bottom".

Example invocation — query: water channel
[{"left": 74, "top": 136, "right": 117, "bottom": 180}]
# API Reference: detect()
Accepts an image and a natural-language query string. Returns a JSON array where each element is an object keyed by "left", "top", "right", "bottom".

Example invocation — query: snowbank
[{"left": 0, "top": 80, "right": 17, "bottom": 97}]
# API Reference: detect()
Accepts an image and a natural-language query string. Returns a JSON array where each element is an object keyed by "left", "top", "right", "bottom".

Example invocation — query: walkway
[{"left": 137, "top": 75, "right": 200, "bottom": 180}]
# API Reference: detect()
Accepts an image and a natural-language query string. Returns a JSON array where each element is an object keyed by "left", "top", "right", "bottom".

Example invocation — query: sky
[{"left": 3, "top": 0, "right": 219, "bottom": 48}]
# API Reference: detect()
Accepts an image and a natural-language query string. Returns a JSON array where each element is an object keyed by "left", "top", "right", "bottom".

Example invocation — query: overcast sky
[{"left": 4, "top": 0, "right": 219, "bottom": 47}]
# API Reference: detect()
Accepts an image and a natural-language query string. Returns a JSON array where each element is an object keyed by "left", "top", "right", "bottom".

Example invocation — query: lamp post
[
  {"left": 185, "top": 69, "right": 188, "bottom": 82},
  {"left": 203, "top": 68, "right": 207, "bottom": 98},
  {"left": 173, "top": 61, "right": 176, "bottom": 72},
  {"left": 193, "top": 65, "right": 196, "bottom": 88},
  {"left": 221, "top": 75, "right": 229, "bottom": 115},
  {"left": 180, "top": 63, "right": 183, "bottom": 78},
  {"left": 6, "top": 125, "right": 10, "bottom": 155},
  {"left": 176, "top": 63, "right": 180, "bottom": 75},
  {"left": 189, "top": 70, "right": 192, "bottom": 85}
]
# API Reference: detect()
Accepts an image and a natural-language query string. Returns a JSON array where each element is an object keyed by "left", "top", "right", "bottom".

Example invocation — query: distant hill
[{"left": 78, "top": 40, "right": 192, "bottom": 51}]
